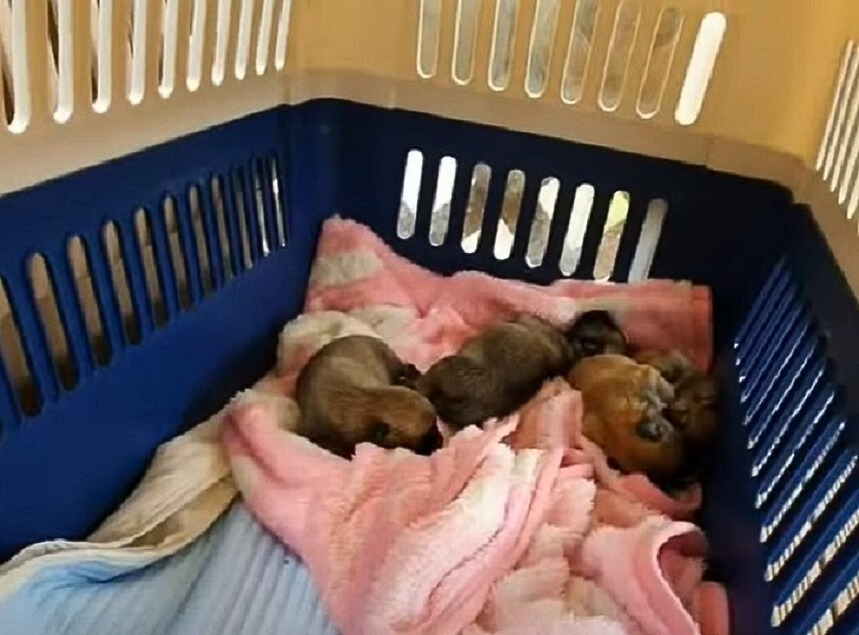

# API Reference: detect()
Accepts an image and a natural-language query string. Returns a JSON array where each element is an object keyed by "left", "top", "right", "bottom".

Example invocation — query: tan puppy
[
  {"left": 565, "top": 311, "right": 719, "bottom": 486},
  {"left": 295, "top": 335, "right": 440, "bottom": 458},
  {"left": 568, "top": 354, "right": 689, "bottom": 485},
  {"left": 416, "top": 315, "right": 571, "bottom": 429}
]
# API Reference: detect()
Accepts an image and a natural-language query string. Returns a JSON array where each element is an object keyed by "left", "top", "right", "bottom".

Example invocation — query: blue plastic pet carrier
[{"left": 0, "top": 1, "right": 857, "bottom": 633}]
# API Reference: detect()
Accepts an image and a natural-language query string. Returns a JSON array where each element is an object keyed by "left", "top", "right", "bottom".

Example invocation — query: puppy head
[
  {"left": 668, "top": 374, "right": 718, "bottom": 449},
  {"left": 566, "top": 310, "right": 628, "bottom": 362},
  {"left": 569, "top": 355, "right": 690, "bottom": 485},
  {"left": 366, "top": 387, "right": 441, "bottom": 454},
  {"left": 414, "top": 356, "right": 491, "bottom": 429}
]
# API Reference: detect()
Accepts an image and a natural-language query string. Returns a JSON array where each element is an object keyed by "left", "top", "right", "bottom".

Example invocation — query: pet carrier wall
[{"left": 0, "top": 1, "right": 857, "bottom": 634}]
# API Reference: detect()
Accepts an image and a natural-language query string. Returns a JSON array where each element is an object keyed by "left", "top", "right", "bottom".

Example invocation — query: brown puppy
[
  {"left": 295, "top": 335, "right": 441, "bottom": 458},
  {"left": 566, "top": 310, "right": 718, "bottom": 451},
  {"left": 568, "top": 354, "right": 689, "bottom": 485},
  {"left": 415, "top": 315, "right": 571, "bottom": 429},
  {"left": 633, "top": 349, "right": 718, "bottom": 452}
]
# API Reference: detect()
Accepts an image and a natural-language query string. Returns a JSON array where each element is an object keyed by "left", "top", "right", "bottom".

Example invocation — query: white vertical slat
[
  {"left": 824, "top": 46, "right": 859, "bottom": 182},
  {"left": 160, "top": 0, "right": 179, "bottom": 96},
  {"left": 234, "top": 0, "right": 256, "bottom": 80},
  {"left": 817, "top": 42, "right": 853, "bottom": 172},
  {"left": 255, "top": 0, "right": 276, "bottom": 75},
  {"left": 274, "top": 0, "right": 291, "bottom": 71},
  {"left": 128, "top": 0, "right": 146, "bottom": 103},
  {"left": 187, "top": 0, "right": 208, "bottom": 91}
]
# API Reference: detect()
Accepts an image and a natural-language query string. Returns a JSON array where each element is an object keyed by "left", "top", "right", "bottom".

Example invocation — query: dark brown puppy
[
  {"left": 295, "top": 335, "right": 440, "bottom": 458},
  {"left": 415, "top": 315, "right": 571, "bottom": 429},
  {"left": 568, "top": 354, "right": 688, "bottom": 485}
]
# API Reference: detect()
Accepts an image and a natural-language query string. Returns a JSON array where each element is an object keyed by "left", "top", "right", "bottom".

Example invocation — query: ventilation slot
[
  {"left": 628, "top": 198, "right": 666, "bottom": 280},
  {"left": 598, "top": 0, "right": 640, "bottom": 112},
  {"left": 429, "top": 156, "right": 457, "bottom": 246},
  {"left": 210, "top": 176, "right": 235, "bottom": 281},
  {"left": 761, "top": 416, "right": 844, "bottom": 543},
  {"left": 765, "top": 450, "right": 856, "bottom": 585},
  {"left": 231, "top": 171, "right": 255, "bottom": 271},
  {"left": 0, "top": 278, "right": 38, "bottom": 416},
  {"left": 637, "top": 8, "right": 683, "bottom": 119},
  {"left": 817, "top": 43, "right": 855, "bottom": 174},
  {"left": 51, "top": 0, "right": 73, "bottom": 123},
  {"left": 398, "top": 149, "right": 424, "bottom": 240},
  {"left": 559, "top": 184, "right": 594, "bottom": 276},
  {"left": 274, "top": 0, "right": 292, "bottom": 70},
  {"left": 755, "top": 385, "right": 835, "bottom": 510},
  {"left": 102, "top": 222, "right": 140, "bottom": 345},
  {"left": 134, "top": 208, "right": 167, "bottom": 327},
  {"left": 494, "top": 170, "right": 525, "bottom": 259},
  {"left": 770, "top": 479, "right": 859, "bottom": 628},
  {"left": 186, "top": 0, "right": 207, "bottom": 91},
  {"left": 417, "top": 0, "right": 441, "bottom": 79},
  {"left": 256, "top": 0, "right": 277, "bottom": 76},
  {"left": 2, "top": 0, "right": 32, "bottom": 132},
  {"left": 675, "top": 12, "right": 726, "bottom": 126},
  {"left": 270, "top": 157, "right": 288, "bottom": 247},
  {"left": 159, "top": 0, "right": 181, "bottom": 98},
  {"left": 824, "top": 44, "right": 859, "bottom": 185},
  {"left": 93, "top": 0, "right": 114, "bottom": 112},
  {"left": 525, "top": 0, "right": 560, "bottom": 98},
  {"left": 561, "top": 0, "right": 599, "bottom": 105},
  {"left": 452, "top": 0, "right": 480, "bottom": 85},
  {"left": 462, "top": 163, "right": 491, "bottom": 253},
  {"left": 212, "top": 0, "right": 231, "bottom": 85},
  {"left": 750, "top": 357, "right": 826, "bottom": 480},
  {"left": 488, "top": 0, "right": 517, "bottom": 91},
  {"left": 162, "top": 197, "right": 192, "bottom": 311},
  {"left": 526, "top": 177, "right": 559, "bottom": 268},
  {"left": 593, "top": 191, "right": 630, "bottom": 279},
  {"left": 67, "top": 236, "right": 110, "bottom": 367},
  {"left": 234, "top": 0, "right": 255, "bottom": 80},
  {"left": 251, "top": 167, "right": 271, "bottom": 257},
  {"left": 128, "top": 0, "right": 148, "bottom": 105},
  {"left": 186, "top": 185, "right": 214, "bottom": 296},
  {"left": 28, "top": 254, "right": 76, "bottom": 391}
]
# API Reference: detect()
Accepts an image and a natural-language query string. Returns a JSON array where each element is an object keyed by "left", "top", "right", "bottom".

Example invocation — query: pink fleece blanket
[{"left": 222, "top": 218, "right": 727, "bottom": 635}]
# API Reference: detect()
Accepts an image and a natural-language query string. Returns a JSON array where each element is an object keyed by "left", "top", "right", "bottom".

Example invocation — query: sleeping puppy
[
  {"left": 566, "top": 311, "right": 719, "bottom": 486},
  {"left": 568, "top": 354, "right": 690, "bottom": 486},
  {"left": 567, "top": 310, "right": 718, "bottom": 449},
  {"left": 295, "top": 335, "right": 441, "bottom": 458},
  {"left": 415, "top": 315, "right": 571, "bottom": 429}
]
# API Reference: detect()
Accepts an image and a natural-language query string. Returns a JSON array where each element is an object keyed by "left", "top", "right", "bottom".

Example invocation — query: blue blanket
[{"left": 0, "top": 502, "right": 337, "bottom": 635}]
